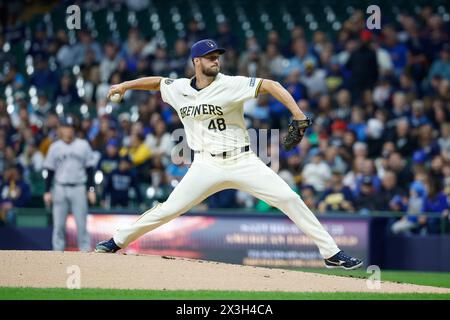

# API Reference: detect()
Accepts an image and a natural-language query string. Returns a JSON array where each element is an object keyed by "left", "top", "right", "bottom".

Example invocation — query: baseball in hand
[{"left": 110, "top": 93, "right": 122, "bottom": 103}]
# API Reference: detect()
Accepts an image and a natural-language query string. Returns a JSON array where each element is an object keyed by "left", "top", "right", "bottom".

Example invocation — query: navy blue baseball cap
[{"left": 191, "top": 39, "right": 226, "bottom": 59}]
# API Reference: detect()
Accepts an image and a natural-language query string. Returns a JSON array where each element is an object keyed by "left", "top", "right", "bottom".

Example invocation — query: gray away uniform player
[
  {"left": 95, "top": 39, "right": 363, "bottom": 270},
  {"left": 43, "top": 117, "right": 97, "bottom": 251}
]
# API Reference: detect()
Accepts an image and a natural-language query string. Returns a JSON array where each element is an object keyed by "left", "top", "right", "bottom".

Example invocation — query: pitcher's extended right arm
[{"left": 107, "top": 77, "right": 163, "bottom": 99}]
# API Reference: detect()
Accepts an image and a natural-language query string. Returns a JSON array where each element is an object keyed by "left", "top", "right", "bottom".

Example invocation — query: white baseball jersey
[{"left": 160, "top": 73, "right": 262, "bottom": 154}]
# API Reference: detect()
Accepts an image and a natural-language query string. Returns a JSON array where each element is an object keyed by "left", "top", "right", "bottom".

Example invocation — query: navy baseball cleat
[
  {"left": 95, "top": 238, "right": 121, "bottom": 253},
  {"left": 324, "top": 251, "right": 363, "bottom": 270}
]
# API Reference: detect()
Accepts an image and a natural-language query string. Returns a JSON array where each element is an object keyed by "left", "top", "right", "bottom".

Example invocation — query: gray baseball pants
[{"left": 52, "top": 184, "right": 90, "bottom": 251}]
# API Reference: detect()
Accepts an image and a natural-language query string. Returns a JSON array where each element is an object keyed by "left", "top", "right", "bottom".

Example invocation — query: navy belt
[
  {"left": 57, "top": 183, "right": 84, "bottom": 187},
  {"left": 195, "top": 145, "right": 250, "bottom": 159}
]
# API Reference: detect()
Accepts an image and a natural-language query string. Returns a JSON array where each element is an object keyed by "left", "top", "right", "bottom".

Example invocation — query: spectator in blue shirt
[
  {"left": 391, "top": 180, "right": 427, "bottom": 234},
  {"left": 284, "top": 38, "right": 318, "bottom": 76},
  {"left": 30, "top": 54, "right": 59, "bottom": 94},
  {"left": 207, "top": 190, "right": 239, "bottom": 209},
  {"left": 382, "top": 25, "right": 408, "bottom": 76},
  {"left": 409, "top": 100, "right": 430, "bottom": 128},
  {"left": 0, "top": 164, "right": 31, "bottom": 224},
  {"left": 354, "top": 175, "right": 378, "bottom": 213},
  {"left": 97, "top": 138, "right": 121, "bottom": 177},
  {"left": 416, "top": 124, "right": 441, "bottom": 162},
  {"left": 166, "top": 155, "right": 189, "bottom": 183},
  {"left": 424, "top": 188, "right": 449, "bottom": 213},
  {"left": 318, "top": 170, "right": 355, "bottom": 213},
  {"left": 374, "top": 171, "right": 405, "bottom": 211},
  {"left": 252, "top": 95, "right": 271, "bottom": 122},
  {"left": 54, "top": 72, "right": 81, "bottom": 107},
  {"left": 354, "top": 159, "right": 381, "bottom": 197},
  {"left": 28, "top": 23, "right": 51, "bottom": 57},
  {"left": 2, "top": 64, "right": 25, "bottom": 91},
  {"left": 101, "top": 156, "right": 142, "bottom": 208},
  {"left": 269, "top": 71, "right": 307, "bottom": 128},
  {"left": 427, "top": 43, "right": 450, "bottom": 82},
  {"left": 348, "top": 107, "right": 367, "bottom": 141},
  {"left": 423, "top": 178, "right": 449, "bottom": 234},
  {"left": 215, "top": 21, "right": 239, "bottom": 50},
  {"left": 71, "top": 30, "right": 103, "bottom": 67}
]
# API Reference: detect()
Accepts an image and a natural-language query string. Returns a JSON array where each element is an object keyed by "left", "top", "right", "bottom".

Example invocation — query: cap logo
[{"left": 207, "top": 41, "right": 215, "bottom": 48}]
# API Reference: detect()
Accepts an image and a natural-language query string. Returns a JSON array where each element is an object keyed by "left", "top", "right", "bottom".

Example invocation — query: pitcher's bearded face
[{"left": 198, "top": 53, "right": 221, "bottom": 76}]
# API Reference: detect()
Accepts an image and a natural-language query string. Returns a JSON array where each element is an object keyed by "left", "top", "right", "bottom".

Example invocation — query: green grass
[
  {"left": 0, "top": 287, "right": 449, "bottom": 300},
  {"left": 296, "top": 269, "right": 450, "bottom": 289}
]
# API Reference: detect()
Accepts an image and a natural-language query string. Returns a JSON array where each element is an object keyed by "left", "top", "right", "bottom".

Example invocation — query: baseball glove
[{"left": 282, "top": 117, "right": 313, "bottom": 151}]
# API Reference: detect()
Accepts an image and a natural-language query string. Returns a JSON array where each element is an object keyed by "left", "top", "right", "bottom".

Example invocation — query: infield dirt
[{"left": 1, "top": 250, "right": 449, "bottom": 293}]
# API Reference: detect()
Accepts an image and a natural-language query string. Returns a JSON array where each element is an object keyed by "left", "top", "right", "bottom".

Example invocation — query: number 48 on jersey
[{"left": 208, "top": 118, "right": 226, "bottom": 131}]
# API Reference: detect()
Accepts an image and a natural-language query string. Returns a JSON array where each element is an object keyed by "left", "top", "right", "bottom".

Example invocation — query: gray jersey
[{"left": 44, "top": 138, "right": 97, "bottom": 185}]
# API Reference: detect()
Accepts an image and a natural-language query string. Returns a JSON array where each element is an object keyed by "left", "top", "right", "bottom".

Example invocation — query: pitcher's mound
[{"left": 0, "top": 250, "right": 448, "bottom": 293}]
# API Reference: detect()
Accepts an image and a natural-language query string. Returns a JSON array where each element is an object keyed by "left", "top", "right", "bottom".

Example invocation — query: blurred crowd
[{"left": 0, "top": 2, "right": 449, "bottom": 234}]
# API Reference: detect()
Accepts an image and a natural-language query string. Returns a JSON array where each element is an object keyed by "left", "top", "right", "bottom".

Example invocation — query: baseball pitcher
[{"left": 96, "top": 39, "right": 363, "bottom": 270}]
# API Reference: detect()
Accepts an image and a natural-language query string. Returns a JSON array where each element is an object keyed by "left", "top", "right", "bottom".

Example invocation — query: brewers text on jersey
[{"left": 179, "top": 104, "right": 223, "bottom": 118}]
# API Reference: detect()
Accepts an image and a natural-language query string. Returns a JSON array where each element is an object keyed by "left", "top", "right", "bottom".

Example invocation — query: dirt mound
[{"left": 0, "top": 250, "right": 449, "bottom": 293}]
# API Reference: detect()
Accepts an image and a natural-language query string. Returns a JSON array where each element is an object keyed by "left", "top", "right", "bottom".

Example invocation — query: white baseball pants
[{"left": 114, "top": 151, "right": 340, "bottom": 259}]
